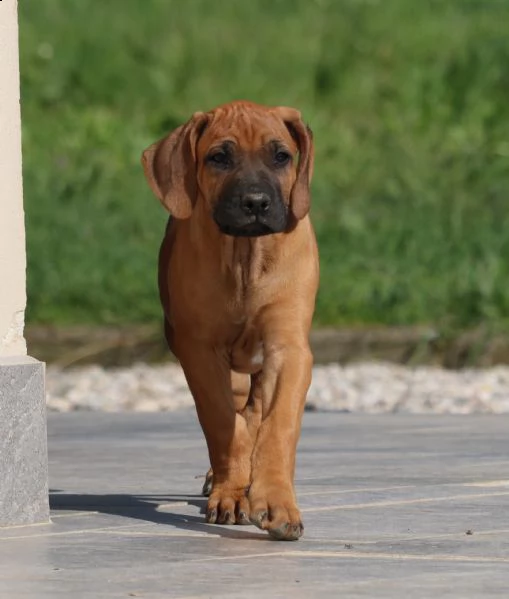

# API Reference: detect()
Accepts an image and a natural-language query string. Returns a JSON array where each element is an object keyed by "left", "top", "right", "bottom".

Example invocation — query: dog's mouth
[{"left": 215, "top": 218, "right": 280, "bottom": 238}]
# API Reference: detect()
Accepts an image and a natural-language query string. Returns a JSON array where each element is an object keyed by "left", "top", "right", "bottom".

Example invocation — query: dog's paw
[
  {"left": 248, "top": 486, "right": 303, "bottom": 541},
  {"left": 206, "top": 484, "right": 251, "bottom": 525},
  {"left": 201, "top": 469, "right": 213, "bottom": 497}
]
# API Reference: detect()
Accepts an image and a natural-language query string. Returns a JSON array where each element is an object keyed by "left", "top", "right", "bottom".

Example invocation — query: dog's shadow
[{"left": 49, "top": 490, "right": 268, "bottom": 541}]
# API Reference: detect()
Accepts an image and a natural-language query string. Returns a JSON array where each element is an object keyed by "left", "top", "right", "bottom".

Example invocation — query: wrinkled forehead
[{"left": 198, "top": 106, "right": 297, "bottom": 153}]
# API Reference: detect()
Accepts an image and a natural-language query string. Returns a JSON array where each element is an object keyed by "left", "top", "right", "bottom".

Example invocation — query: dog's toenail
[{"left": 206, "top": 509, "right": 217, "bottom": 523}]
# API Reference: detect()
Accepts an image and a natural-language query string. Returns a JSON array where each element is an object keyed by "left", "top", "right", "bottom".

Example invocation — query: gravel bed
[{"left": 46, "top": 362, "right": 509, "bottom": 414}]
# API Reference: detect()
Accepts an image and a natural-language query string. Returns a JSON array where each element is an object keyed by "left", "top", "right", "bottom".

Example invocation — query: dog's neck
[
  {"left": 221, "top": 235, "right": 272, "bottom": 291},
  {"left": 186, "top": 202, "right": 278, "bottom": 284}
]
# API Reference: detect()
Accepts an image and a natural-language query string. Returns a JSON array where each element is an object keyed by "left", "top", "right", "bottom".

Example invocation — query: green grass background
[{"left": 19, "top": 0, "right": 509, "bottom": 330}]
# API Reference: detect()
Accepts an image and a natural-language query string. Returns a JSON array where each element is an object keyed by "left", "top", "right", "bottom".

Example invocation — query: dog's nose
[{"left": 240, "top": 192, "right": 271, "bottom": 216}]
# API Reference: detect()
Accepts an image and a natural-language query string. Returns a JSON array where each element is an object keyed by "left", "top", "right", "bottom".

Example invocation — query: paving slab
[
  {"left": 1, "top": 411, "right": 508, "bottom": 598},
  {"left": 0, "top": 356, "right": 48, "bottom": 526}
]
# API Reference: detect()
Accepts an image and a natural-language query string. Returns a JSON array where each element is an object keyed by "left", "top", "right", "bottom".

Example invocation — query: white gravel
[{"left": 45, "top": 362, "right": 509, "bottom": 414}]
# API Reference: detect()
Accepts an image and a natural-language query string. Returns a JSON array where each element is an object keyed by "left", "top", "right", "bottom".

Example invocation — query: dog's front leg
[
  {"left": 175, "top": 341, "right": 253, "bottom": 525},
  {"left": 248, "top": 329, "right": 313, "bottom": 540}
]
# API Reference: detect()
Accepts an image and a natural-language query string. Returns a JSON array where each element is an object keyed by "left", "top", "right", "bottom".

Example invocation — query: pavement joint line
[
  {"left": 91, "top": 530, "right": 220, "bottom": 538},
  {"left": 0, "top": 521, "right": 52, "bottom": 531},
  {"left": 50, "top": 511, "right": 99, "bottom": 519},
  {"left": 187, "top": 550, "right": 509, "bottom": 565},
  {"left": 286, "top": 550, "right": 509, "bottom": 564},
  {"left": 300, "top": 490, "right": 509, "bottom": 513},
  {"left": 299, "top": 485, "right": 415, "bottom": 497},
  {"left": 0, "top": 522, "right": 152, "bottom": 541},
  {"left": 156, "top": 502, "right": 192, "bottom": 510},
  {"left": 464, "top": 480, "right": 509, "bottom": 488},
  {"left": 299, "top": 479, "right": 509, "bottom": 498},
  {"left": 306, "top": 528, "right": 509, "bottom": 544}
]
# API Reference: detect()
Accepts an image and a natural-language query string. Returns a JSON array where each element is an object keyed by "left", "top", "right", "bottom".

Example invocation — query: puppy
[{"left": 142, "top": 101, "right": 318, "bottom": 540}]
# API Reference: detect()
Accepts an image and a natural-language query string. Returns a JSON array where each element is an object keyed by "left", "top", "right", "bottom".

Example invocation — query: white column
[
  {"left": 0, "top": 0, "right": 27, "bottom": 357},
  {"left": 0, "top": 0, "right": 49, "bottom": 527}
]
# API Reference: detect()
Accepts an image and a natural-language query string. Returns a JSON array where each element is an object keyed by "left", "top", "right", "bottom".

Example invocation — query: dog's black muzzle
[{"left": 213, "top": 175, "right": 288, "bottom": 237}]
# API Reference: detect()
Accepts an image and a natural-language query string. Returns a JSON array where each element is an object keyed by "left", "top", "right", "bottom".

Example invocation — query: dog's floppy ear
[
  {"left": 141, "top": 112, "right": 209, "bottom": 219},
  {"left": 274, "top": 106, "right": 314, "bottom": 220}
]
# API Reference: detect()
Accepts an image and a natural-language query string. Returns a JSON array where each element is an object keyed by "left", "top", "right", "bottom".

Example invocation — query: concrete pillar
[{"left": 0, "top": 1, "right": 49, "bottom": 526}]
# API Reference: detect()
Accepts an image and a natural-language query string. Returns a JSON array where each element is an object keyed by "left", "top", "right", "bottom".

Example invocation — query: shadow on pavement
[{"left": 49, "top": 491, "right": 269, "bottom": 541}]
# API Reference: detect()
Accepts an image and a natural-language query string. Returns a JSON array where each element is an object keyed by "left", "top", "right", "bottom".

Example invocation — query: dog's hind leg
[
  {"left": 238, "top": 372, "right": 263, "bottom": 442},
  {"left": 202, "top": 371, "right": 261, "bottom": 497}
]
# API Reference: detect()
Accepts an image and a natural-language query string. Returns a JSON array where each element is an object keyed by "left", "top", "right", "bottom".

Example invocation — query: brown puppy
[{"left": 142, "top": 101, "right": 319, "bottom": 540}]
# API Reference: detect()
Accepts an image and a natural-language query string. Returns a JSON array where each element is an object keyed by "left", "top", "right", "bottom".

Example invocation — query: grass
[{"left": 19, "top": 0, "right": 509, "bottom": 331}]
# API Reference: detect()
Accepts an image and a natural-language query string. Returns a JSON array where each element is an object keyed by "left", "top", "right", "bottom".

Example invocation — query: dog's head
[{"left": 142, "top": 101, "right": 314, "bottom": 237}]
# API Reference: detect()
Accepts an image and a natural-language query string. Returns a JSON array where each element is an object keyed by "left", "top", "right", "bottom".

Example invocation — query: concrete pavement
[{"left": 1, "top": 411, "right": 508, "bottom": 597}]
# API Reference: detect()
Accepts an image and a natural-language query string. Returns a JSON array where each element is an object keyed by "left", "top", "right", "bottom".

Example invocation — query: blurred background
[{"left": 19, "top": 0, "right": 509, "bottom": 339}]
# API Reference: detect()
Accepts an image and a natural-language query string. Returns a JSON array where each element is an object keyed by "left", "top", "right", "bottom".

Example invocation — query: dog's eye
[
  {"left": 274, "top": 151, "right": 291, "bottom": 167},
  {"left": 207, "top": 152, "right": 230, "bottom": 168}
]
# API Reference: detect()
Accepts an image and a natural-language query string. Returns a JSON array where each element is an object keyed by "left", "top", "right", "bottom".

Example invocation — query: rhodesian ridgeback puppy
[{"left": 142, "top": 100, "right": 318, "bottom": 540}]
